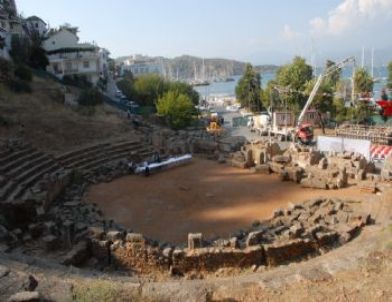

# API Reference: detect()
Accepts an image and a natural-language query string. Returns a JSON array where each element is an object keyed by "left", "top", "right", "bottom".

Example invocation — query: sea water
[{"left": 195, "top": 67, "right": 388, "bottom": 99}]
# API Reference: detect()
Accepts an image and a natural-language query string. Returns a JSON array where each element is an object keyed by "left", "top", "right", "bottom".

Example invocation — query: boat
[
  {"left": 191, "top": 80, "right": 210, "bottom": 87},
  {"left": 191, "top": 59, "right": 211, "bottom": 86}
]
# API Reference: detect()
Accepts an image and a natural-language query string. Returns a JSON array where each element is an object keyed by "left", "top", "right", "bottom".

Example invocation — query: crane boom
[{"left": 296, "top": 56, "right": 356, "bottom": 128}]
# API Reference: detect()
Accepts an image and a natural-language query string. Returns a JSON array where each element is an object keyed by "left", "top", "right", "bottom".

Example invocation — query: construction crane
[
  {"left": 297, "top": 56, "right": 356, "bottom": 129},
  {"left": 266, "top": 57, "right": 356, "bottom": 144}
]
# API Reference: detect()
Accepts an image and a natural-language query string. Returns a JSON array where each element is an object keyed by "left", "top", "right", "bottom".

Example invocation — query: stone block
[
  {"left": 7, "top": 291, "right": 40, "bottom": 302},
  {"left": 264, "top": 239, "right": 318, "bottom": 266},
  {"left": 42, "top": 235, "right": 59, "bottom": 251},
  {"left": 162, "top": 247, "right": 173, "bottom": 258},
  {"left": 315, "top": 231, "right": 339, "bottom": 248},
  {"left": 229, "top": 237, "right": 239, "bottom": 249},
  {"left": 87, "top": 226, "right": 105, "bottom": 240},
  {"left": 188, "top": 233, "right": 203, "bottom": 250},
  {"left": 254, "top": 164, "right": 271, "bottom": 174},
  {"left": 269, "top": 162, "right": 285, "bottom": 174},
  {"left": 246, "top": 231, "right": 265, "bottom": 247},
  {"left": 91, "top": 240, "right": 111, "bottom": 263},
  {"left": 231, "top": 159, "right": 247, "bottom": 169},
  {"left": 106, "top": 231, "right": 124, "bottom": 242},
  {"left": 273, "top": 155, "right": 290, "bottom": 164},
  {"left": 125, "top": 233, "right": 144, "bottom": 243},
  {"left": 62, "top": 241, "right": 90, "bottom": 266}
]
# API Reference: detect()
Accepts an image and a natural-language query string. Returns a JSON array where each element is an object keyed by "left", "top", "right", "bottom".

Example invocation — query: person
[
  {"left": 381, "top": 88, "right": 389, "bottom": 101},
  {"left": 144, "top": 165, "right": 150, "bottom": 177},
  {"left": 248, "top": 117, "right": 254, "bottom": 129},
  {"left": 128, "top": 161, "right": 136, "bottom": 174},
  {"left": 153, "top": 152, "right": 160, "bottom": 163}
]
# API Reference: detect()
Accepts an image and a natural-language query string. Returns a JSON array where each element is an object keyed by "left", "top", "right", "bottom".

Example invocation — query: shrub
[
  {"left": 14, "top": 65, "right": 32, "bottom": 82},
  {"left": 6, "top": 78, "right": 32, "bottom": 93},
  {"left": 63, "top": 75, "right": 92, "bottom": 89},
  {"left": 0, "top": 58, "right": 13, "bottom": 82},
  {"left": 156, "top": 90, "right": 196, "bottom": 129},
  {"left": 78, "top": 88, "right": 104, "bottom": 107}
]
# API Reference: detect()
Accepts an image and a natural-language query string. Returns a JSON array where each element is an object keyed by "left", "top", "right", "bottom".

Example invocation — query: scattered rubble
[{"left": 81, "top": 198, "right": 371, "bottom": 275}]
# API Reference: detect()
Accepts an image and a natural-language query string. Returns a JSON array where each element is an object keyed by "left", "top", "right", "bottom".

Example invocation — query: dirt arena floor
[{"left": 84, "top": 158, "right": 369, "bottom": 244}]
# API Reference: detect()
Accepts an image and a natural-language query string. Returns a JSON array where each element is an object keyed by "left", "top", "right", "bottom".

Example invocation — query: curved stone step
[
  {"left": 59, "top": 148, "right": 105, "bottom": 167},
  {"left": 0, "top": 180, "right": 16, "bottom": 201},
  {"left": 8, "top": 164, "right": 63, "bottom": 202},
  {"left": 6, "top": 154, "right": 50, "bottom": 178},
  {"left": 55, "top": 142, "right": 110, "bottom": 162},
  {"left": 15, "top": 159, "right": 58, "bottom": 184},
  {"left": 0, "top": 147, "right": 34, "bottom": 168},
  {"left": 105, "top": 140, "right": 140, "bottom": 152},
  {"left": 104, "top": 145, "right": 147, "bottom": 158}
]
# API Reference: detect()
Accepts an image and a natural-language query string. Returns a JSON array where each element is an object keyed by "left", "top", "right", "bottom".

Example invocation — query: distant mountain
[{"left": 116, "top": 54, "right": 279, "bottom": 80}]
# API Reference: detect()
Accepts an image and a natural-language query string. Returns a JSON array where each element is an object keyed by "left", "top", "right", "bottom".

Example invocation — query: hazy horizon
[{"left": 16, "top": 0, "right": 392, "bottom": 65}]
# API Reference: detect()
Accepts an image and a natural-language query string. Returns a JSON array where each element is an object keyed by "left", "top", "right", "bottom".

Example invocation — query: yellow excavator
[{"left": 206, "top": 113, "right": 224, "bottom": 135}]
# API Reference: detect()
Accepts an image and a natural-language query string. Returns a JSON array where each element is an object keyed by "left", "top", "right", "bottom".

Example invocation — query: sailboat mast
[
  {"left": 361, "top": 47, "right": 365, "bottom": 69},
  {"left": 371, "top": 47, "right": 374, "bottom": 78},
  {"left": 194, "top": 62, "right": 197, "bottom": 81}
]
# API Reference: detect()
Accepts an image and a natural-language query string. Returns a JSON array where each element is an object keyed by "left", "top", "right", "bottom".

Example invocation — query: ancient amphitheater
[{"left": 1, "top": 120, "right": 392, "bottom": 301}]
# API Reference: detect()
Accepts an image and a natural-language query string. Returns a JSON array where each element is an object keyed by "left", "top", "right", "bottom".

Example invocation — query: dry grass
[{"left": 0, "top": 76, "right": 139, "bottom": 153}]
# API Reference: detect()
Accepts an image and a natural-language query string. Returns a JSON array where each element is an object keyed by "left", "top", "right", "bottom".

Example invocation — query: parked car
[{"left": 115, "top": 89, "right": 122, "bottom": 98}]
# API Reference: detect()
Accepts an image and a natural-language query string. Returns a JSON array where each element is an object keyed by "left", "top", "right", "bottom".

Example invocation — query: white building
[
  {"left": 42, "top": 27, "right": 107, "bottom": 85},
  {"left": 24, "top": 15, "right": 47, "bottom": 37},
  {"left": 121, "top": 55, "right": 162, "bottom": 77},
  {"left": 99, "top": 48, "right": 110, "bottom": 79},
  {"left": 0, "top": 0, "right": 22, "bottom": 59}
]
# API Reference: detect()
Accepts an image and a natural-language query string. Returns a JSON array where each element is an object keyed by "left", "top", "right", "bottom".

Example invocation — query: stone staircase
[
  {"left": 54, "top": 139, "right": 156, "bottom": 174},
  {"left": 0, "top": 143, "right": 64, "bottom": 204},
  {"left": 0, "top": 139, "right": 155, "bottom": 206}
]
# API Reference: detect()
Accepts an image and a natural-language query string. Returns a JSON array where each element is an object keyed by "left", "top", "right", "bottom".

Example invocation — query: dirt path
[{"left": 84, "top": 158, "right": 368, "bottom": 244}]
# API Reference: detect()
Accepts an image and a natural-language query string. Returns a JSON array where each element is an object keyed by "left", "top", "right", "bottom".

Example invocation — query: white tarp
[
  {"left": 134, "top": 154, "right": 192, "bottom": 174},
  {"left": 317, "top": 136, "right": 371, "bottom": 160}
]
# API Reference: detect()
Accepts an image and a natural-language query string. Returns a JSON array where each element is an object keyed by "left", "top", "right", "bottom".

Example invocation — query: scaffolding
[{"left": 336, "top": 125, "right": 392, "bottom": 145}]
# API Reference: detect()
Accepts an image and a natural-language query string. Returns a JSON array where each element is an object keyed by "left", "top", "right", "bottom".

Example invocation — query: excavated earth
[{"left": 84, "top": 158, "right": 368, "bottom": 244}]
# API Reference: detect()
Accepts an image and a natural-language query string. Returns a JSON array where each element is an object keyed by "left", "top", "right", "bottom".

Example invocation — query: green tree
[
  {"left": 28, "top": 31, "right": 49, "bottom": 70},
  {"left": 333, "top": 97, "right": 348, "bottom": 123},
  {"left": 347, "top": 101, "right": 372, "bottom": 124},
  {"left": 325, "top": 60, "right": 341, "bottom": 88},
  {"left": 275, "top": 56, "right": 313, "bottom": 112},
  {"left": 9, "top": 34, "right": 30, "bottom": 65},
  {"left": 168, "top": 81, "right": 199, "bottom": 105},
  {"left": 387, "top": 61, "right": 392, "bottom": 90},
  {"left": 78, "top": 88, "right": 104, "bottom": 107},
  {"left": 353, "top": 68, "right": 373, "bottom": 98},
  {"left": 0, "top": 58, "right": 13, "bottom": 82},
  {"left": 235, "top": 64, "right": 263, "bottom": 112},
  {"left": 117, "top": 72, "right": 136, "bottom": 100},
  {"left": 305, "top": 79, "right": 334, "bottom": 133},
  {"left": 156, "top": 90, "right": 196, "bottom": 129},
  {"left": 262, "top": 80, "right": 281, "bottom": 110},
  {"left": 9, "top": 32, "right": 48, "bottom": 70},
  {"left": 117, "top": 74, "right": 199, "bottom": 107},
  {"left": 133, "top": 74, "right": 168, "bottom": 106}
]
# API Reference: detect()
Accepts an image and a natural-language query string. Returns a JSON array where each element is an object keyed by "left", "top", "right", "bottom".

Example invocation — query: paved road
[{"left": 103, "top": 77, "right": 128, "bottom": 111}]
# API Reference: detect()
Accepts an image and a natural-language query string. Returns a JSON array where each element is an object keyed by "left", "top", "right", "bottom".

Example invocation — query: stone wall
[
  {"left": 381, "top": 155, "right": 392, "bottom": 181},
  {"left": 76, "top": 198, "right": 372, "bottom": 275}
]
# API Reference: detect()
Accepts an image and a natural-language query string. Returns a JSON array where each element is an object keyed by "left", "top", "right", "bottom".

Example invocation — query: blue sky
[{"left": 16, "top": 0, "right": 392, "bottom": 64}]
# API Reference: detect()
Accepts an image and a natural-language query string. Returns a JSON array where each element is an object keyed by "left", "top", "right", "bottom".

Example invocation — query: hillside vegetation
[{"left": 0, "top": 75, "right": 137, "bottom": 153}]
